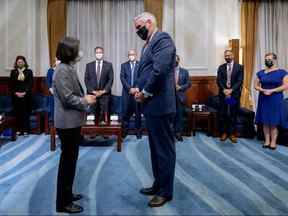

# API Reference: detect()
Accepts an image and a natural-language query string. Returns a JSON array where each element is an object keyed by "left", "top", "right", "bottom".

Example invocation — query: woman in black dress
[{"left": 9, "top": 56, "right": 33, "bottom": 135}]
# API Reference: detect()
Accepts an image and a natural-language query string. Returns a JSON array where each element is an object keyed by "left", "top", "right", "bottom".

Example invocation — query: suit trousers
[
  {"left": 56, "top": 127, "right": 81, "bottom": 209},
  {"left": 93, "top": 95, "right": 110, "bottom": 121},
  {"left": 12, "top": 95, "right": 31, "bottom": 133},
  {"left": 218, "top": 97, "right": 239, "bottom": 135},
  {"left": 122, "top": 95, "right": 142, "bottom": 131},
  {"left": 174, "top": 96, "right": 185, "bottom": 134},
  {"left": 145, "top": 113, "right": 176, "bottom": 198}
]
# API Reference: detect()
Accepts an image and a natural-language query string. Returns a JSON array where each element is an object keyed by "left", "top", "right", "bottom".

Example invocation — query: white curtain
[
  {"left": 67, "top": 0, "right": 144, "bottom": 96},
  {"left": 252, "top": 0, "right": 288, "bottom": 108},
  {"left": 0, "top": 0, "right": 49, "bottom": 76},
  {"left": 162, "top": 0, "right": 240, "bottom": 76}
]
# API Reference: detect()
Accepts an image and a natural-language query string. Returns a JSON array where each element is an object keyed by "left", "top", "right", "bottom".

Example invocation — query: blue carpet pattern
[{"left": 1, "top": 134, "right": 288, "bottom": 215}]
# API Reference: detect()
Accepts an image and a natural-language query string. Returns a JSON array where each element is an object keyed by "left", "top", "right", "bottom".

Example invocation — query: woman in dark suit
[
  {"left": 9, "top": 56, "right": 33, "bottom": 136},
  {"left": 54, "top": 37, "right": 96, "bottom": 213}
]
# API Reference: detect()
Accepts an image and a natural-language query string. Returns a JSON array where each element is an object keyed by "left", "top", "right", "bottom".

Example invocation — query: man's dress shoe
[
  {"left": 139, "top": 187, "right": 158, "bottom": 196},
  {"left": 56, "top": 203, "right": 83, "bottom": 213},
  {"left": 148, "top": 195, "right": 172, "bottom": 207},
  {"left": 72, "top": 193, "right": 83, "bottom": 201}
]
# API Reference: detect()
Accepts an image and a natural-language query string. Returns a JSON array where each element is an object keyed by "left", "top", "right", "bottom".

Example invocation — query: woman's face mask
[
  {"left": 265, "top": 59, "right": 274, "bottom": 68},
  {"left": 17, "top": 60, "right": 25, "bottom": 69}
]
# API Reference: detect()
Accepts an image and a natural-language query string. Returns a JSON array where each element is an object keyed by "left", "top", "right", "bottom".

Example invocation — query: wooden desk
[
  {"left": 50, "top": 121, "right": 123, "bottom": 152},
  {"left": 0, "top": 116, "right": 17, "bottom": 141}
]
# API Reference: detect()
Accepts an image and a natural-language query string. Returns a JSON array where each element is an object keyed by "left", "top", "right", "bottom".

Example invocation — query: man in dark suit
[
  {"left": 217, "top": 50, "right": 244, "bottom": 143},
  {"left": 85, "top": 47, "right": 114, "bottom": 124},
  {"left": 120, "top": 49, "right": 142, "bottom": 139},
  {"left": 174, "top": 55, "right": 191, "bottom": 141},
  {"left": 133, "top": 12, "right": 176, "bottom": 207}
]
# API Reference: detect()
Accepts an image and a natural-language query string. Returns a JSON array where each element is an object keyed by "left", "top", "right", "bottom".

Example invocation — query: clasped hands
[
  {"left": 223, "top": 89, "right": 233, "bottom": 96},
  {"left": 15, "top": 92, "right": 26, "bottom": 98},
  {"left": 92, "top": 90, "right": 106, "bottom": 98},
  {"left": 129, "top": 87, "right": 145, "bottom": 103},
  {"left": 84, "top": 90, "right": 106, "bottom": 105},
  {"left": 262, "top": 89, "right": 275, "bottom": 96},
  {"left": 176, "top": 84, "right": 181, "bottom": 91}
]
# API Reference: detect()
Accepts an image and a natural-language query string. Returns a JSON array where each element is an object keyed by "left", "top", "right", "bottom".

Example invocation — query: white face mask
[
  {"left": 55, "top": 60, "right": 61, "bottom": 66},
  {"left": 95, "top": 53, "right": 103, "bottom": 60},
  {"left": 129, "top": 55, "right": 136, "bottom": 62}
]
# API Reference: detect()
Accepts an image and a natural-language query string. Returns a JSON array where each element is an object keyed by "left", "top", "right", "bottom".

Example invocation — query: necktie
[
  {"left": 226, "top": 63, "right": 232, "bottom": 88},
  {"left": 96, "top": 61, "right": 101, "bottom": 84},
  {"left": 131, "top": 62, "right": 135, "bottom": 86}
]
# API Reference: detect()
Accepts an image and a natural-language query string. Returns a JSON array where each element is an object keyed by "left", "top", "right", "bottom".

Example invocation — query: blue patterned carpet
[{"left": 1, "top": 133, "right": 288, "bottom": 215}]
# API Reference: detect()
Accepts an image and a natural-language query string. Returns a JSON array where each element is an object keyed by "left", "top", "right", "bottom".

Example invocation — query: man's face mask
[
  {"left": 175, "top": 60, "right": 179, "bottom": 67},
  {"left": 136, "top": 25, "right": 149, "bottom": 41},
  {"left": 129, "top": 55, "right": 136, "bottom": 62},
  {"left": 225, "top": 58, "right": 232, "bottom": 63},
  {"left": 95, "top": 53, "right": 103, "bottom": 60}
]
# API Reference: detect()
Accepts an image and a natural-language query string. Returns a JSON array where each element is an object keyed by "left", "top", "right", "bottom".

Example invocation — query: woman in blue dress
[
  {"left": 255, "top": 52, "right": 288, "bottom": 150},
  {"left": 46, "top": 58, "right": 61, "bottom": 123}
]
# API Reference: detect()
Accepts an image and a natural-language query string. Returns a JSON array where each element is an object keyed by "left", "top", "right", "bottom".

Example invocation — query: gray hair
[{"left": 134, "top": 12, "right": 157, "bottom": 26}]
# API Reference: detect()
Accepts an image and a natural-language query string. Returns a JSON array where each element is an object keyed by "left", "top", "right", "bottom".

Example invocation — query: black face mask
[
  {"left": 136, "top": 25, "right": 149, "bottom": 41},
  {"left": 265, "top": 59, "right": 274, "bottom": 68},
  {"left": 225, "top": 58, "right": 232, "bottom": 63}
]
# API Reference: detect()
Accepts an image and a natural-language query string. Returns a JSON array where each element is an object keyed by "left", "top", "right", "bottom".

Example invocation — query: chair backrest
[
  {"left": 32, "top": 94, "right": 49, "bottom": 112},
  {"left": 0, "top": 96, "right": 13, "bottom": 113},
  {"left": 109, "top": 95, "right": 122, "bottom": 115}
]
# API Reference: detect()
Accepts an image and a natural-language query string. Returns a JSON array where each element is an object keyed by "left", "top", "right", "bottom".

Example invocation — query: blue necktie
[{"left": 131, "top": 62, "right": 135, "bottom": 86}]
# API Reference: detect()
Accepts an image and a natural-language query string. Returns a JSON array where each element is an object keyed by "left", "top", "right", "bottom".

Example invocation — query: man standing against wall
[{"left": 217, "top": 50, "right": 243, "bottom": 143}]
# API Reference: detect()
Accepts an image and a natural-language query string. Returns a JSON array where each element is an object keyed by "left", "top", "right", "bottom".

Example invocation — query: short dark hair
[
  {"left": 265, "top": 52, "right": 277, "bottom": 60},
  {"left": 14, "top": 55, "right": 29, "bottom": 69},
  {"left": 94, "top": 46, "right": 104, "bottom": 52},
  {"left": 56, "top": 36, "right": 80, "bottom": 64}
]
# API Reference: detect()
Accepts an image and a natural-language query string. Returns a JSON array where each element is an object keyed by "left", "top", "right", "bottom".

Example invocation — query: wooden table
[
  {"left": 50, "top": 121, "right": 123, "bottom": 152},
  {"left": 0, "top": 116, "right": 17, "bottom": 141}
]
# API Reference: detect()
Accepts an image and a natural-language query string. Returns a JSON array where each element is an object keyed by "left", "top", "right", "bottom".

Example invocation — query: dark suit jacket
[
  {"left": 216, "top": 62, "right": 244, "bottom": 99},
  {"left": 136, "top": 31, "right": 176, "bottom": 116},
  {"left": 176, "top": 67, "right": 191, "bottom": 104},
  {"left": 84, "top": 60, "right": 114, "bottom": 94},
  {"left": 9, "top": 68, "right": 33, "bottom": 95},
  {"left": 120, "top": 60, "right": 139, "bottom": 106}
]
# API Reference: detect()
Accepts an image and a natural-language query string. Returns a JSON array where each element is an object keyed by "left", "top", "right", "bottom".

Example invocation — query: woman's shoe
[
  {"left": 262, "top": 144, "right": 270, "bottom": 148},
  {"left": 269, "top": 146, "right": 277, "bottom": 150}
]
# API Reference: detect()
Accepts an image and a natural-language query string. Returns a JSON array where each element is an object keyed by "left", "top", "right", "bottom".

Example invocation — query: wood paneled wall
[
  {"left": 0, "top": 76, "right": 218, "bottom": 105},
  {"left": 0, "top": 77, "right": 49, "bottom": 95},
  {"left": 185, "top": 76, "right": 218, "bottom": 107}
]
